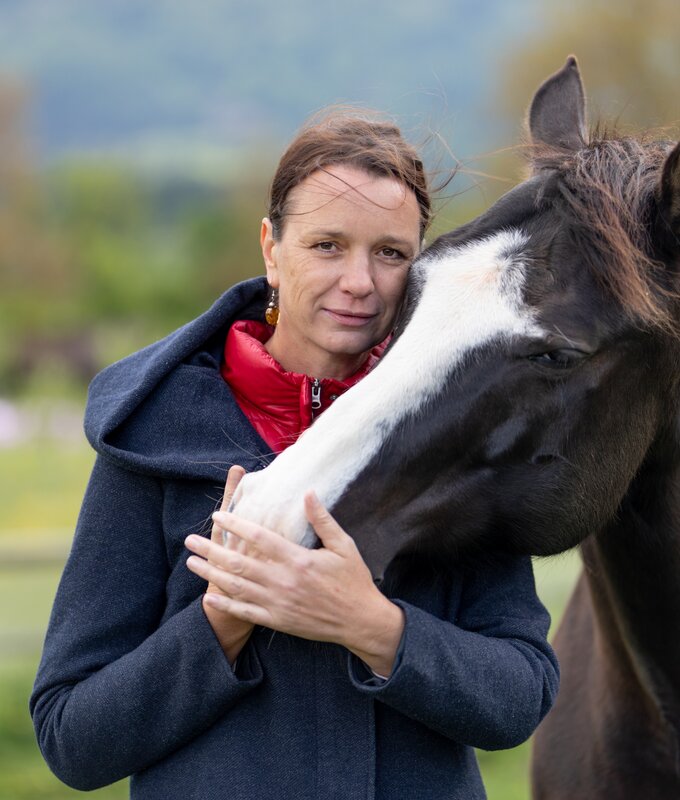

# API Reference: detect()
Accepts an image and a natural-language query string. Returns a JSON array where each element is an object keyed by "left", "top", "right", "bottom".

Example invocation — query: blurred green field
[{"left": 0, "top": 435, "right": 581, "bottom": 800}]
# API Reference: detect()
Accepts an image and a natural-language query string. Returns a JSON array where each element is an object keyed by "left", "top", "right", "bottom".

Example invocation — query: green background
[{"left": 1, "top": 0, "right": 675, "bottom": 795}]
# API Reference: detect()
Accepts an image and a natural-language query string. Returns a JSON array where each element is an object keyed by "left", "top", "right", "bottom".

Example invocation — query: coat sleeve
[
  {"left": 30, "top": 455, "right": 264, "bottom": 791},
  {"left": 347, "top": 553, "right": 559, "bottom": 750}
]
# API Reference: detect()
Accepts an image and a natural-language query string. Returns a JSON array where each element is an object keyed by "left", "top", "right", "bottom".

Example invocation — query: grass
[
  {"left": 0, "top": 436, "right": 95, "bottom": 539},
  {"left": 0, "top": 435, "right": 581, "bottom": 800}
]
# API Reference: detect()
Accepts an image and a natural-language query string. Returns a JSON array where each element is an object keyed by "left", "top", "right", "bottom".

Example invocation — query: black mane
[{"left": 528, "top": 129, "right": 680, "bottom": 335}]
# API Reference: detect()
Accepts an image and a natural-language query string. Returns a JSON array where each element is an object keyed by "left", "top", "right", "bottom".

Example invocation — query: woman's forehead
[{"left": 285, "top": 165, "right": 420, "bottom": 231}]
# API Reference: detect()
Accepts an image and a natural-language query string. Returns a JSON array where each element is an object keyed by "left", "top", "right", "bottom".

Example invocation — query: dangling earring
[{"left": 265, "top": 287, "right": 279, "bottom": 326}]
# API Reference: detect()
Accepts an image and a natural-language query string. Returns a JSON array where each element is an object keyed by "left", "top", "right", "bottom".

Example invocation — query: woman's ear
[{"left": 260, "top": 217, "right": 279, "bottom": 287}]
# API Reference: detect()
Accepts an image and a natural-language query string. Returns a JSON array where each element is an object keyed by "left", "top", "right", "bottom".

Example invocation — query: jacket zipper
[{"left": 310, "top": 378, "right": 322, "bottom": 419}]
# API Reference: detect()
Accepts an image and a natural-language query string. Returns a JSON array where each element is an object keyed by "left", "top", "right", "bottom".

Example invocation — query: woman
[{"left": 31, "top": 113, "right": 559, "bottom": 799}]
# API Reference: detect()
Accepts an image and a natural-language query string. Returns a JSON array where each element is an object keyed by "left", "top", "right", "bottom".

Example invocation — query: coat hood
[{"left": 84, "top": 277, "right": 276, "bottom": 481}]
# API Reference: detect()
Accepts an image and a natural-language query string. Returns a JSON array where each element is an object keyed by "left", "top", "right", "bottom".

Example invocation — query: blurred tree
[
  {"left": 183, "top": 174, "right": 267, "bottom": 301},
  {"left": 463, "top": 0, "right": 680, "bottom": 215},
  {"left": 498, "top": 0, "right": 680, "bottom": 136},
  {"left": 0, "top": 82, "right": 270, "bottom": 396},
  {"left": 0, "top": 80, "right": 70, "bottom": 332},
  {"left": 45, "top": 164, "right": 176, "bottom": 325},
  {"left": 0, "top": 80, "right": 82, "bottom": 394}
]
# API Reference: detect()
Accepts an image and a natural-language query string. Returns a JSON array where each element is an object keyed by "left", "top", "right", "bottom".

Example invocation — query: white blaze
[{"left": 230, "top": 229, "right": 543, "bottom": 545}]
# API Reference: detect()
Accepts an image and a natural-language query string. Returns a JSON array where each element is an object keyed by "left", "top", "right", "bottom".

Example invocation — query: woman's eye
[
  {"left": 315, "top": 241, "right": 337, "bottom": 253},
  {"left": 380, "top": 247, "right": 404, "bottom": 259}
]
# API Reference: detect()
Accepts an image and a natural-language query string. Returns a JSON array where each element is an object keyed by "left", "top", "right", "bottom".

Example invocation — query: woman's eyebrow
[
  {"left": 379, "top": 236, "right": 415, "bottom": 249},
  {"left": 303, "top": 228, "right": 346, "bottom": 239}
]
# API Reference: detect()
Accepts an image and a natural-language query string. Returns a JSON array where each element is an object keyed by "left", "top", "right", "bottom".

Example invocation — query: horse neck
[{"left": 582, "top": 426, "right": 680, "bottom": 725}]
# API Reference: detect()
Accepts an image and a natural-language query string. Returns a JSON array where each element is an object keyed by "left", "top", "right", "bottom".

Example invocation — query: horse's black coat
[{"left": 332, "top": 58, "right": 680, "bottom": 799}]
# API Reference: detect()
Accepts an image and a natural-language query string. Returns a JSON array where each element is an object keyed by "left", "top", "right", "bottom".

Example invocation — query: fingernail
[
  {"left": 185, "top": 534, "right": 199, "bottom": 546},
  {"left": 204, "top": 593, "right": 224, "bottom": 609}
]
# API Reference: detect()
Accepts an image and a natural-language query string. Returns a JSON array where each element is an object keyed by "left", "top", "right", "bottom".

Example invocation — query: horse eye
[{"left": 528, "top": 349, "right": 586, "bottom": 368}]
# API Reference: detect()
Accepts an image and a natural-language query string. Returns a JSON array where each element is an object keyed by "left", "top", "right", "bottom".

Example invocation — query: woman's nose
[{"left": 338, "top": 252, "right": 374, "bottom": 296}]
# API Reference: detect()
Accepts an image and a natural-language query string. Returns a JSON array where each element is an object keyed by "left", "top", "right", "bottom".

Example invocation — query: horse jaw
[{"left": 229, "top": 229, "right": 542, "bottom": 568}]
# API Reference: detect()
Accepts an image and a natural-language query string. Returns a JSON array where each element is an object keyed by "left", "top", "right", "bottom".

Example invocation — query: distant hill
[{"left": 0, "top": 0, "right": 542, "bottom": 169}]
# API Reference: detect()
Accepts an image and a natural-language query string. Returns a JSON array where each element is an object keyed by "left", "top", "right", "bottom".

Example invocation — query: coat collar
[{"left": 85, "top": 278, "right": 275, "bottom": 481}]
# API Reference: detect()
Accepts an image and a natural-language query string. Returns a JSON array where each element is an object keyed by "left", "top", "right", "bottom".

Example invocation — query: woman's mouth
[{"left": 324, "top": 309, "right": 378, "bottom": 327}]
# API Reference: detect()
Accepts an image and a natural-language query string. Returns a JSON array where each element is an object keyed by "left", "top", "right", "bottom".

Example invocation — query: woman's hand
[
  {"left": 192, "top": 464, "right": 254, "bottom": 665},
  {"left": 185, "top": 492, "right": 404, "bottom": 677}
]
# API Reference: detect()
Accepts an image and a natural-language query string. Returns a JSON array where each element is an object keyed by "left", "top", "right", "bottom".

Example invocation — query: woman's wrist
[
  {"left": 201, "top": 594, "right": 254, "bottom": 665},
  {"left": 344, "top": 596, "right": 405, "bottom": 678}
]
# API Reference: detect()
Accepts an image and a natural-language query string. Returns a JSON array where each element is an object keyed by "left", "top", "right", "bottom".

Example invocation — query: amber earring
[{"left": 265, "top": 288, "right": 279, "bottom": 326}]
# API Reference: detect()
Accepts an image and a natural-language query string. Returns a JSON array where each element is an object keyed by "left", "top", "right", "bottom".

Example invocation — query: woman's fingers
[
  {"left": 212, "top": 511, "right": 293, "bottom": 562},
  {"left": 186, "top": 554, "right": 270, "bottom": 604},
  {"left": 185, "top": 534, "right": 269, "bottom": 583},
  {"left": 204, "top": 593, "right": 271, "bottom": 626},
  {"left": 303, "top": 491, "right": 354, "bottom": 554},
  {"left": 222, "top": 465, "right": 246, "bottom": 510},
  {"left": 212, "top": 465, "right": 246, "bottom": 546}
]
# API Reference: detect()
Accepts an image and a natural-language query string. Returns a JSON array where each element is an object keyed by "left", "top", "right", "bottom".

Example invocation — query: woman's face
[{"left": 261, "top": 164, "right": 422, "bottom": 379}]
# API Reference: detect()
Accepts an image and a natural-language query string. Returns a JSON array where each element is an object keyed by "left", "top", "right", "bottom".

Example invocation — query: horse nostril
[{"left": 532, "top": 453, "right": 557, "bottom": 465}]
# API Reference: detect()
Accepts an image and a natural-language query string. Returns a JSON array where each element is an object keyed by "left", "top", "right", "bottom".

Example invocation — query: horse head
[{"left": 231, "top": 57, "right": 680, "bottom": 579}]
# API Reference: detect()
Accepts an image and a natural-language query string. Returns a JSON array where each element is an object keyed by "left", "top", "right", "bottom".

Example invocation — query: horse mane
[{"left": 527, "top": 126, "right": 679, "bottom": 336}]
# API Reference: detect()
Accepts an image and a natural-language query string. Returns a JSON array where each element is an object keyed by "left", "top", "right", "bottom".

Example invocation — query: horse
[{"left": 231, "top": 58, "right": 680, "bottom": 798}]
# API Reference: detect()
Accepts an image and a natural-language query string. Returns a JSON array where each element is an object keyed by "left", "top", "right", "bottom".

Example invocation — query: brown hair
[{"left": 268, "top": 109, "right": 431, "bottom": 240}]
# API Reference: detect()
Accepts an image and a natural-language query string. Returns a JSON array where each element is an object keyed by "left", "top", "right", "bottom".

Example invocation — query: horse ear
[
  {"left": 659, "top": 141, "right": 680, "bottom": 233},
  {"left": 529, "top": 56, "right": 587, "bottom": 152}
]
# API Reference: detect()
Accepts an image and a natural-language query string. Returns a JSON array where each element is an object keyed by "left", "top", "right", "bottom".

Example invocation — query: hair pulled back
[{"left": 268, "top": 109, "right": 431, "bottom": 240}]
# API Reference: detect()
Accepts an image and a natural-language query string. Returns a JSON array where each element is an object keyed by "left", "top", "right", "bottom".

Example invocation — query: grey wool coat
[{"left": 31, "top": 277, "right": 559, "bottom": 800}]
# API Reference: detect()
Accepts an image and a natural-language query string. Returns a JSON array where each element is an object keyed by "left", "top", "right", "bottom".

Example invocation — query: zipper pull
[{"left": 310, "top": 378, "right": 322, "bottom": 416}]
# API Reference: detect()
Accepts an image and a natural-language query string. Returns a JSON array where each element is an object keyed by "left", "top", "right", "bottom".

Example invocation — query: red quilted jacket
[{"left": 221, "top": 319, "right": 387, "bottom": 454}]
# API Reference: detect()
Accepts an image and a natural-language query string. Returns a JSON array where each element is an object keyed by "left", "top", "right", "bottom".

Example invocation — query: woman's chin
[{"left": 321, "top": 329, "right": 383, "bottom": 358}]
